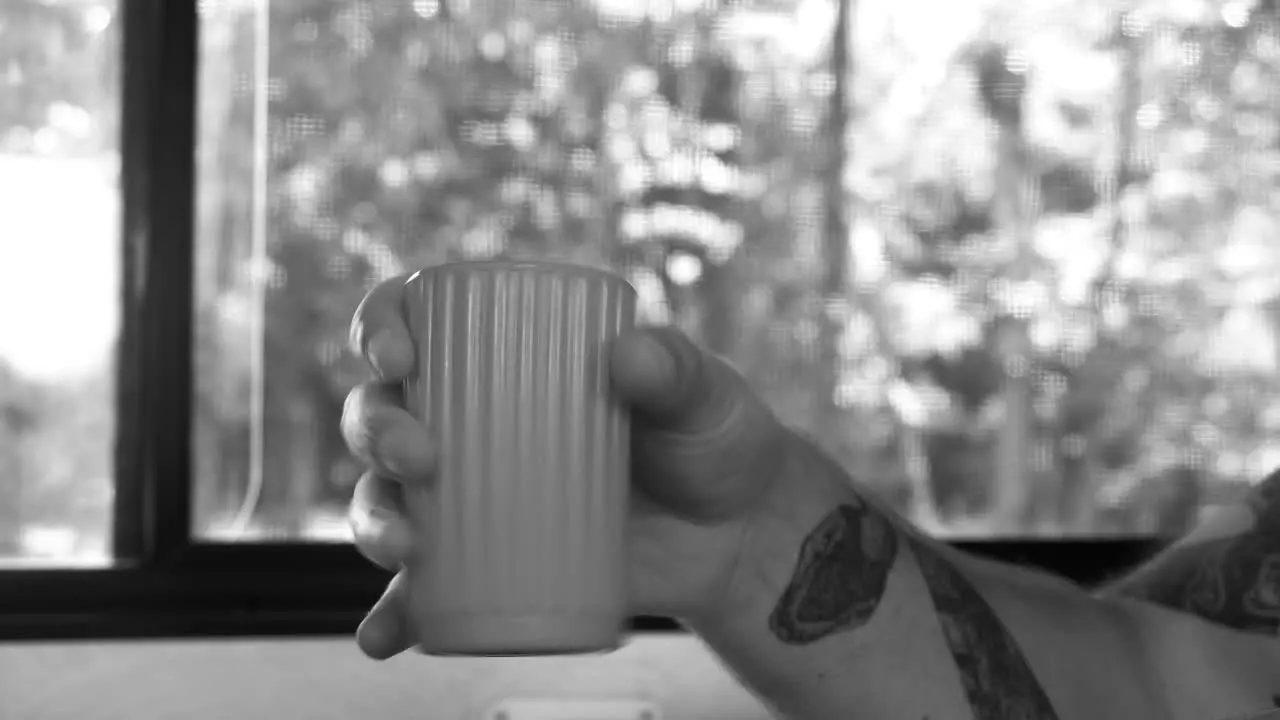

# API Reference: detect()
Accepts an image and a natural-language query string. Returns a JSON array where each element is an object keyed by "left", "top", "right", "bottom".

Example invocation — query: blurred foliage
[
  {"left": 0, "top": 0, "right": 116, "bottom": 558},
  {"left": 194, "top": 0, "right": 1280, "bottom": 539},
  {"left": 0, "top": 0, "right": 117, "bottom": 155},
  {"left": 6, "top": 0, "right": 1280, "bottom": 554}
]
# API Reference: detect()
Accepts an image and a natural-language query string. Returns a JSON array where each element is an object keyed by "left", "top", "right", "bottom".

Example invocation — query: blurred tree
[
  {"left": 0, "top": 0, "right": 118, "bottom": 154},
  {"left": 193, "top": 0, "right": 842, "bottom": 534},
  {"left": 0, "top": 0, "right": 116, "bottom": 559},
  {"left": 0, "top": 363, "right": 40, "bottom": 555},
  {"left": 184, "top": 0, "right": 1280, "bottom": 539}
]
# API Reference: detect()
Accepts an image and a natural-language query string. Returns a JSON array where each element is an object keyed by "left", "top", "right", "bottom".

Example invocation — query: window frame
[{"left": 0, "top": 0, "right": 1169, "bottom": 643}]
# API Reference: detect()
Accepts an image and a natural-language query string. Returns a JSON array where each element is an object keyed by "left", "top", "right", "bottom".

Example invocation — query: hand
[{"left": 341, "top": 274, "right": 796, "bottom": 660}]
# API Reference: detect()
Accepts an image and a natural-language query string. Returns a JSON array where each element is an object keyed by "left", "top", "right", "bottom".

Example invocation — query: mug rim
[{"left": 406, "top": 258, "right": 634, "bottom": 290}]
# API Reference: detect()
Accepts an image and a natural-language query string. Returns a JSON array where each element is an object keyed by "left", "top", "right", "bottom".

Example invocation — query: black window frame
[{"left": 0, "top": 0, "right": 1168, "bottom": 643}]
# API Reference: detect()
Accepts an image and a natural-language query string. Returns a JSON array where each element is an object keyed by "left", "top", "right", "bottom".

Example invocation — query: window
[{"left": 7, "top": 0, "right": 1274, "bottom": 639}]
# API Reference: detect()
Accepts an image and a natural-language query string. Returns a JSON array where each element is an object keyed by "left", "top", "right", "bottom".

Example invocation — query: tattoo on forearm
[
  {"left": 910, "top": 538, "right": 1061, "bottom": 720},
  {"left": 767, "top": 490, "right": 1059, "bottom": 719},
  {"left": 767, "top": 500, "right": 898, "bottom": 644},
  {"left": 1111, "top": 468, "right": 1280, "bottom": 634}
]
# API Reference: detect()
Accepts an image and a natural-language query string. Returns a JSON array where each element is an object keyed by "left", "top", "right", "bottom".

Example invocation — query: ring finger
[{"left": 349, "top": 471, "right": 415, "bottom": 571}]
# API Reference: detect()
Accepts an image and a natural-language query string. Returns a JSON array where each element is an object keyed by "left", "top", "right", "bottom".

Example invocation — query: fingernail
[
  {"left": 367, "top": 506, "right": 398, "bottom": 527},
  {"left": 352, "top": 506, "right": 389, "bottom": 538}
]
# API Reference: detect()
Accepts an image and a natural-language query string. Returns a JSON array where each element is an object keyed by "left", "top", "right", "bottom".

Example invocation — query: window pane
[
  {"left": 0, "top": 0, "right": 118, "bottom": 566},
  {"left": 193, "top": 0, "right": 1280, "bottom": 542}
]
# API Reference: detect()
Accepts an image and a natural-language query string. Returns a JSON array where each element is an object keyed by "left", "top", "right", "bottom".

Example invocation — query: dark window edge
[
  {"left": 0, "top": 539, "right": 1166, "bottom": 641},
  {"left": 115, "top": 0, "right": 198, "bottom": 562}
]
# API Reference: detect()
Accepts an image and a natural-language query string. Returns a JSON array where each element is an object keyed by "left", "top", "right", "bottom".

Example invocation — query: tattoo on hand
[
  {"left": 767, "top": 500, "right": 898, "bottom": 644},
  {"left": 1114, "top": 468, "right": 1280, "bottom": 634},
  {"left": 911, "top": 538, "right": 1061, "bottom": 720}
]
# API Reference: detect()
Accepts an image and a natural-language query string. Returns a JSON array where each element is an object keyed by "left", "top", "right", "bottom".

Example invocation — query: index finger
[{"left": 349, "top": 274, "right": 415, "bottom": 381}]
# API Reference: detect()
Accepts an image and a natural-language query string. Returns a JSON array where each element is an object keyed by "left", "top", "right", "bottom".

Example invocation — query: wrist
[
  {"left": 680, "top": 434, "right": 966, "bottom": 719},
  {"left": 686, "top": 432, "right": 853, "bottom": 629},
  {"left": 683, "top": 431, "right": 893, "bottom": 653}
]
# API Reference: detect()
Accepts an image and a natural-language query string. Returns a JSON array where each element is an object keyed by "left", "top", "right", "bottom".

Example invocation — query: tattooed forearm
[
  {"left": 1109, "top": 468, "right": 1280, "bottom": 634},
  {"left": 1112, "top": 537, "right": 1280, "bottom": 633},
  {"left": 766, "top": 495, "right": 1059, "bottom": 719},
  {"left": 909, "top": 537, "right": 1061, "bottom": 720},
  {"left": 767, "top": 500, "right": 898, "bottom": 644}
]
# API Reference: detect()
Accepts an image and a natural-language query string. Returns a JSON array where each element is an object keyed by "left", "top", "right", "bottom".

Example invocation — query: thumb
[{"left": 610, "top": 327, "right": 788, "bottom": 520}]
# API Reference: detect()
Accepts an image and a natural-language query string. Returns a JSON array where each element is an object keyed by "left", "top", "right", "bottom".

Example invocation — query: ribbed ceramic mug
[{"left": 401, "top": 259, "right": 636, "bottom": 656}]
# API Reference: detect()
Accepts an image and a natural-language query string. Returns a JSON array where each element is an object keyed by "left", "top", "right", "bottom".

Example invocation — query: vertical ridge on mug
[
  {"left": 565, "top": 277, "right": 590, "bottom": 609},
  {"left": 489, "top": 271, "right": 514, "bottom": 609},
  {"left": 540, "top": 271, "right": 568, "bottom": 612},
  {"left": 403, "top": 262, "right": 635, "bottom": 652}
]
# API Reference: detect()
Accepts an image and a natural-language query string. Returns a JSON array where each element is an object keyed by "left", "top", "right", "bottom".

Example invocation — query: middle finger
[{"left": 341, "top": 381, "right": 436, "bottom": 482}]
